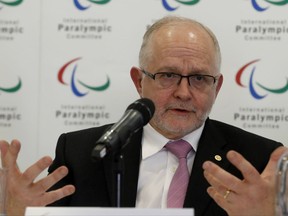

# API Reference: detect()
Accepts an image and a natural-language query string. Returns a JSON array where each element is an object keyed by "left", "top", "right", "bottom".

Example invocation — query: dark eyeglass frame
[{"left": 141, "top": 69, "right": 218, "bottom": 87}]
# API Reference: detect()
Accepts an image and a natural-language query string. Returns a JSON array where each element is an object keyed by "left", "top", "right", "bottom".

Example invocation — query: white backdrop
[{"left": 1, "top": 0, "right": 287, "bottom": 172}]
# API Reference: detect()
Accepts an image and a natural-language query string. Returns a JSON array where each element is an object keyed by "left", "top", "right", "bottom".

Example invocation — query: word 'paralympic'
[
  {"left": 55, "top": 110, "right": 109, "bottom": 120},
  {"left": 0, "top": 26, "right": 23, "bottom": 34},
  {"left": 0, "top": 113, "right": 21, "bottom": 121},
  {"left": 236, "top": 25, "right": 288, "bottom": 34},
  {"left": 58, "top": 24, "right": 111, "bottom": 33},
  {"left": 234, "top": 113, "right": 288, "bottom": 123}
]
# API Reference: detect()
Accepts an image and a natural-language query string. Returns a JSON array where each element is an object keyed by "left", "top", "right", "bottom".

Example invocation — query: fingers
[
  {"left": 21, "top": 156, "right": 53, "bottom": 186},
  {"left": 203, "top": 149, "right": 280, "bottom": 216},
  {"left": 0, "top": 140, "right": 9, "bottom": 156},
  {"left": 203, "top": 160, "right": 241, "bottom": 192},
  {"left": 204, "top": 169, "right": 235, "bottom": 204},
  {"left": 262, "top": 146, "right": 288, "bottom": 178},
  {"left": 0, "top": 140, "right": 9, "bottom": 168},
  {"left": 39, "top": 185, "right": 75, "bottom": 206},
  {"left": 270, "top": 146, "right": 288, "bottom": 160},
  {"left": 206, "top": 186, "right": 233, "bottom": 208},
  {"left": 33, "top": 167, "right": 76, "bottom": 206},
  {"left": 203, "top": 150, "right": 261, "bottom": 193},
  {"left": 0, "top": 139, "right": 21, "bottom": 168},
  {"left": 34, "top": 166, "right": 69, "bottom": 192},
  {"left": 0, "top": 139, "right": 76, "bottom": 209},
  {"left": 23, "top": 158, "right": 71, "bottom": 194},
  {"left": 204, "top": 168, "right": 230, "bottom": 193},
  {"left": 226, "top": 150, "right": 261, "bottom": 183}
]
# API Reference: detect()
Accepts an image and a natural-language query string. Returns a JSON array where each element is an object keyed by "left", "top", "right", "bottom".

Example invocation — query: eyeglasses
[{"left": 141, "top": 70, "right": 219, "bottom": 90}]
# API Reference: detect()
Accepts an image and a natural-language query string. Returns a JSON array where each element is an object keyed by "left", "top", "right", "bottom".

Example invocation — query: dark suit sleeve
[
  {"left": 47, "top": 133, "right": 73, "bottom": 206},
  {"left": 46, "top": 125, "right": 114, "bottom": 207}
]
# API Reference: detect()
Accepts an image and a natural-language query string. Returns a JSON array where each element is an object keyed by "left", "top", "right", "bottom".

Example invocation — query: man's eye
[
  {"left": 163, "top": 73, "right": 178, "bottom": 78},
  {"left": 194, "top": 75, "right": 204, "bottom": 81},
  {"left": 165, "top": 73, "right": 174, "bottom": 78}
]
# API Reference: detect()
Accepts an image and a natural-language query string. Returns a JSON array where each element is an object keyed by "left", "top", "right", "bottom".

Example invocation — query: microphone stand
[
  {"left": 112, "top": 138, "right": 132, "bottom": 208},
  {"left": 113, "top": 152, "right": 124, "bottom": 208},
  {"left": 92, "top": 143, "right": 125, "bottom": 207}
]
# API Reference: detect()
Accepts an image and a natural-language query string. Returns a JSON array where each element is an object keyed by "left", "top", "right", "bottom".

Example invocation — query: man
[{"left": 0, "top": 16, "right": 284, "bottom": 216}]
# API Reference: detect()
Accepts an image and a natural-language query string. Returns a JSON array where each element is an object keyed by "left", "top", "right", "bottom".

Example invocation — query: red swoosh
[
  {"left": 235, "top": 59, "right": 260, "bottom": 87},
  {"left": 58, "top": 57, "right": 81, "bottom": 85}
]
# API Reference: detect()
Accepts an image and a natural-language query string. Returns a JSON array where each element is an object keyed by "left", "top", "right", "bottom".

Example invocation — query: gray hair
[{"left": 139, "top": 16, "right": 221, "bottom": 71}]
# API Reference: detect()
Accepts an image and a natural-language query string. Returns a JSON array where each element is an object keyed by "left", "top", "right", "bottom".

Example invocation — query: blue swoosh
[
  {"left": 162, "top": 0, "right": 179, "bottom": 11},
  {"left": 74, "top": 0, "right": 90, "bottom": 10},
  {"left": 252, "top": 0, "right": 269, "bottom": 11},
  {"left": 249, "top": 67, "right": 267, "bottom": 99},
  {"left": 71, "top": 65, "right": 88, "bottom": 97}
]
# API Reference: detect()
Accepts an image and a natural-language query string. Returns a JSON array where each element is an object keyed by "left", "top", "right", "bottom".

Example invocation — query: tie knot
[{"left": 165, "top": 139, "right": 192, "bottom": 159}]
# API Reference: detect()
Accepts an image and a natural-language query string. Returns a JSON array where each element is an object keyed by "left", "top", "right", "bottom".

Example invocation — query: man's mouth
[{"left": 169, "top": 108, "right": 191, "bottom": 114}]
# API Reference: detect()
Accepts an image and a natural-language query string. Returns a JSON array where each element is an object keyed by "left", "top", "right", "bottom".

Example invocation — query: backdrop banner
[{"left": 1, "top": 0, "right": 287, "bottom": 171}]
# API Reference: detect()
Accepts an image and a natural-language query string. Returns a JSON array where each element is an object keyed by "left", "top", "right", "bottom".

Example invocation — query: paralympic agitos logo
[
  {"left": 0, "top": 77, "right": 22, "bottom": 94},
  {"left": 161, "top": 0, "right": 200, "bottom": 11},
  {"left": 250, "top": 0, "right": 288, "bottom": 12},
  {"left": 58, "top": 57, "right": 110, "bottom": 97},
  {"left": 236, "top": 59, "right": 288, "bottom": 99},
  {"left": 73, "top": 0, "right": 110, "bottom": 11}
]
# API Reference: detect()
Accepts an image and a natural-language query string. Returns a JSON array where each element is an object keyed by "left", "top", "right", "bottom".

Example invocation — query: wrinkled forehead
[
  {"left": 152, "top": 22, "right": 215, "bottom": 48},
  {"left": 152, "top": 22, "right": 219, "bottom": 67}
]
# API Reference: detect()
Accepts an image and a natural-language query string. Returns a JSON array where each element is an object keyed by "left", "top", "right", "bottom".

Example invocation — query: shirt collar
[{"left": 142, "top": 123, "right": 205, "bottom": 160}]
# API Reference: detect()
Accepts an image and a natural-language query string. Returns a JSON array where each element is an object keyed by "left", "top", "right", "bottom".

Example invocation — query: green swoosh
[
  {"left": 0, "top": 78, "right": 22, "bottom": 93},
  {"left": 88, "top": 0, "right": 111, "bottom": 4},
  {"left": 265, "top": 0, "right": 288, "bottom": 6},
  {"left": 256, "top": 78, "right": 288, "bottom": 94},
  {"left": 0, "top": 0, "right": 23, "bottom": 6},
  {"left": 78, "top": 76, "right": 110, "bottom": 91},
  {"left": 175, "top": 0, "right": 200, "bottom": 5}
]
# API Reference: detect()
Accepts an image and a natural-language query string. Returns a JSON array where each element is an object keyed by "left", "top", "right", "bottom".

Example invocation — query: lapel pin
[{"left": 214, "top": 155, "right": 222, "bottom": 161}]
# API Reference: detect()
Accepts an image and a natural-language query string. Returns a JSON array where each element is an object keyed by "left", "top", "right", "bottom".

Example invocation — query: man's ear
[
  {"left": 130, "top": 67, "right": 143, "bottom": 96},
  {"left": 215, "top": 74, "right": 223, "bottom": 96}
]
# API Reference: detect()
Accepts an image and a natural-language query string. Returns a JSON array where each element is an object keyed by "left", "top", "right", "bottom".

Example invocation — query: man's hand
[
  {"left": 202, "top": 146, "right": 288, "bottom": 216},
  {"left": 0, "top": 139, "right": 75, "bottom": 216}
]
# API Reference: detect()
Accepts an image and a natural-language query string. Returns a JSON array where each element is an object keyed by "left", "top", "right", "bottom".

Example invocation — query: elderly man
[{"left": 1, "top": 16, "right": 283, "bottom": 216}]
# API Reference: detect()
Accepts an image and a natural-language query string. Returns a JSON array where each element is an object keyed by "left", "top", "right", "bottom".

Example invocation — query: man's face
[{"left": 131, "top": 23, "right": 223, "bottom": 140}]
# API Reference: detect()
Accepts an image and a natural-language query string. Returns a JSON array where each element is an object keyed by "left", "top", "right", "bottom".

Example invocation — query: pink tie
[{"left": 166, "top": 139, "right": 192, "bottom": 208}]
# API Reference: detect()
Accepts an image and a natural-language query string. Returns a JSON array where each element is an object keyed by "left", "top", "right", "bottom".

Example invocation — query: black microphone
[{"left": 91, "top": 98, "right": 155, "bottom": 160}]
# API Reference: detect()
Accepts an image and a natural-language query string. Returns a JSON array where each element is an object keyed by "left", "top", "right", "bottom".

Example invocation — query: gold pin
[{"left": 214, "top": 155, "right": 222, "bottom": 161}]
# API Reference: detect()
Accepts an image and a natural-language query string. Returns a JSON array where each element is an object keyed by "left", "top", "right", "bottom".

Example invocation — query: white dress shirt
[{"left": 136, "top": 123, "right": 204, "bottom": 208}]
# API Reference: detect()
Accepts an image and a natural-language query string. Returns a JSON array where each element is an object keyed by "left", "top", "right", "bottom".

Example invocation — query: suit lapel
[
  {"left": 103, "top": 129, "right": 143, "bottom": 207},
  {"left": 184, "top": 119, "right": 231, "bottom": 215}
]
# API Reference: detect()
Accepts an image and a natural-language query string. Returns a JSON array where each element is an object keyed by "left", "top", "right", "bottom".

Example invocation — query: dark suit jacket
[{"left": 48, "top": 118, "right": 282, "bottom": 216}]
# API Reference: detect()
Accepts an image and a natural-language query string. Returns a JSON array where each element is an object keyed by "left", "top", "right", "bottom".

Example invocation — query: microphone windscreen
[{"left": 126, "top": 98, "right": 155, "bottom": 125}]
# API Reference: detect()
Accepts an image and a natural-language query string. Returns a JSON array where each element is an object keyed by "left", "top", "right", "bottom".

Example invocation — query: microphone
[{"left": 91, "top": 98, "right": 155, "bottom": 160}]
